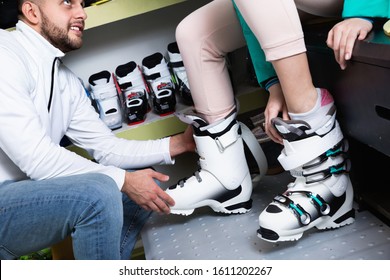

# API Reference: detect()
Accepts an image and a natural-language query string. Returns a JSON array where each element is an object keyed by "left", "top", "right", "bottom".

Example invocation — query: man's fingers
[
  {"left": 153, "top": 196, "right": 172, "bottom": 214},
  {"left": 148, "top": 169, "right": 169, "bottom": 182}
]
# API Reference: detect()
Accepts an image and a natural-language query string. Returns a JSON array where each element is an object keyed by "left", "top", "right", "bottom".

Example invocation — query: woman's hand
[
  {"left": 327, "top": 18, "right": 373, "bottom": 70},
  {"left": 264, "top": 83, "right": 289, "bottom": 144}
]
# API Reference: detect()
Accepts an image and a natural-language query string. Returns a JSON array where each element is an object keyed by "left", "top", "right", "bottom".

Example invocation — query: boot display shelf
[
  {"left": 141, "top": 167, "right": 390, "bottom": 260},
  {"left": 67, "top": 84, "right": 267, "bottom": 158},
  {"left": 84, "top": 0, "right": 188, "bottom": 30}
]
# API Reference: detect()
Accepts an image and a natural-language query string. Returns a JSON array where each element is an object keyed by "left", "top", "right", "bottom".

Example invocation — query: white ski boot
[
  {"left": 258, "top": 93, "right": 355, "bottom": 242},
  {"left": 167, "top": 41, "right": 193, "bottom": 105},
  {"left": 89, "top": 70, "right": 122, "bottom": 130},
  {"left": 166, "top": 109, "right": 268, "bottom": 215},
  {"left": 142, "top": 52, "right": 176, "bottom": 116},
  {"left": 114, "top": 61, "right": 149, "bottom": 125}
]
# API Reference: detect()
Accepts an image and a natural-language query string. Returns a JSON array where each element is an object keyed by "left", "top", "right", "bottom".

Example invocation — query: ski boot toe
[
  {"left": 166, "top": 169, "right": 253, "bottom": 216},
  {"left": 258, "top": 176, "right": 355, "bottom": 242}
]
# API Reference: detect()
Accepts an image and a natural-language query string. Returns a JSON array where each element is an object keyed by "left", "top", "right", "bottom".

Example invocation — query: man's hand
[
  {"left": 122, "top": 168, "right": 174, "bottom": 214},
  {"left": 120, "top": 125, "right": 194, "bottom": 214},
  {"left": 327, "top": 18, "right": 373, "bottom": 70}
]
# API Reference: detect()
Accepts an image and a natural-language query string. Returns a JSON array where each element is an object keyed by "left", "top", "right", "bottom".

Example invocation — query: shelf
[
  {"left": 111, "top": 83, "right": 266, "bottom": 137},
  {"left": 67, "top": 85, "right": 267, "bottom": 158},
  {"left": 84, "top": 0, "right": 188, "bottom": 30},
  {"left": 115, "top": 84, "right": 267, "bottom": 140}
]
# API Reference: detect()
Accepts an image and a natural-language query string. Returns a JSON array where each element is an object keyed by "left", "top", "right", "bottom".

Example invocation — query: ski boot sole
[{"left": 170, "top": 199, "right": 252, "bottom": 216}]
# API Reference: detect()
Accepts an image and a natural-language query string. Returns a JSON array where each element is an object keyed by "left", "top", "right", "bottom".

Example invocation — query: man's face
[{"left": 38, "top": 0, "right": 87, "bottom": 52}]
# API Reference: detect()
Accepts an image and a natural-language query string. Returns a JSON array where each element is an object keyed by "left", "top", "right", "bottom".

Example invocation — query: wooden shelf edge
[{"left": 85, "top": 0, "right": 187, "bottom": 30}]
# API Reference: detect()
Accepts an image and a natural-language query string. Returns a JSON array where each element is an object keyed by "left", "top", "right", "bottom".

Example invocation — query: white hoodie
[{"left": 0, "top": 21, "right": 174, "bottom": 189}]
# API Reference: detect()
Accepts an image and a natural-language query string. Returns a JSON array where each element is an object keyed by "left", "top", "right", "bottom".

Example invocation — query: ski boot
[
  {"left": 167, "top": 42, "right": 193, "bottom": 105},
  {"left": 89, "top": 70, "right": 122, "bottom": 130},
  {"left": 166, "top": 109, "right": 268, "bottom": 215},
  {"left": 142, "top": 52, "right": 176, "bottom": 116},
  {"left": 258, "top": 90, "right": 355, "bottom": 242},
  {"left": 114, "top": 61, "right": 149, "bottom": 125}
]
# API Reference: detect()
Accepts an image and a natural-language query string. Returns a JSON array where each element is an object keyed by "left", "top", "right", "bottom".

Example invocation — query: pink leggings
[{"left": 176, "top": 0, "right": 343, "bottom": 123}]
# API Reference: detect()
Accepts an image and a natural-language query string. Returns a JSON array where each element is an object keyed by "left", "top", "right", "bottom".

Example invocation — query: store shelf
[
  {"left": 84, "top": 0, "right": 188, "bottom": 30},
  {"left": 67, "top": 85, "right": 268, "bottom": 158},
  {"left": 116, "top": 84, "right": 267, "bottom": 139}
]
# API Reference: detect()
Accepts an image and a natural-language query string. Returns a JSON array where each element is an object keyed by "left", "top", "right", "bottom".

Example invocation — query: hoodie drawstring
[{"left": 48, "top": 57, "right": 59, "bottom": 112}]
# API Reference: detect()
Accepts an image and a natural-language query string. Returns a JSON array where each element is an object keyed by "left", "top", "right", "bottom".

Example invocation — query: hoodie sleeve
[{"left": 0, "top": 47, "right": 129, "bottom": 189}]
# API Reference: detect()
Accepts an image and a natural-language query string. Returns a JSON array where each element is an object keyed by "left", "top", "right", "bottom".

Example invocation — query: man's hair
[{"left": 17, "top": 0, "right": 40, "bottom": 15}]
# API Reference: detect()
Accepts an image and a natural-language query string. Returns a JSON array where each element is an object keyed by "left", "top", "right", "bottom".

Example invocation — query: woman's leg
[
  {"left": 234, "top": 0, "right": 354, "bottom": 242},
  {"left": 233, "top": 0, "right": 343, "bottom": 90},
  {"left": 232, "top": 0, "right": 344, "bottom": 142},
  {"left": 234, "top": 0, "right": 315, "bottom": 114},
  {"left": 234, "top": 0, "right": 343, "bottom": 114},
  {"left": 167, "top": 0, "right": 267, "bottom": 216},
  {"left": 176, "top": 0, "right": 246, "bottom": 123}
]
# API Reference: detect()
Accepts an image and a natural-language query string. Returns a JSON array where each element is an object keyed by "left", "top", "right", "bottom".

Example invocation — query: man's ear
[{"left": 20, "top": 1, "right": 41, "bottom": 25}]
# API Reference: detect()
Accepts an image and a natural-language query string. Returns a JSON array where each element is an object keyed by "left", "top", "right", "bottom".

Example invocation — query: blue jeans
[{"left": 0, "top": 173, "right": 151, "bottom": 260}]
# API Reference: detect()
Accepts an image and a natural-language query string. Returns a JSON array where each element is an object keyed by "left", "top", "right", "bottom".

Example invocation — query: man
[{"left": 0, "top": 0, "right": 195, "bottom": 260}]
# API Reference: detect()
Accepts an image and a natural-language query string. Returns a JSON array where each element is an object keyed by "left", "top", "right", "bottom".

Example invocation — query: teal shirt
[{"left": 343, "top": 0, "right": 390, "bottom": 18}]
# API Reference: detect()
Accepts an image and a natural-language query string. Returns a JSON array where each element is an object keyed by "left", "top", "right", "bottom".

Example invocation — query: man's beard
[{"left": 40, "top": 12, "right": 82, "bottom": 53}]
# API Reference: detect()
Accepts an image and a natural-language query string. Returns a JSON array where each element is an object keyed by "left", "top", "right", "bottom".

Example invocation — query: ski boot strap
[{"left": 240, "top": 122, "right": 268, "bottom": 181}]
